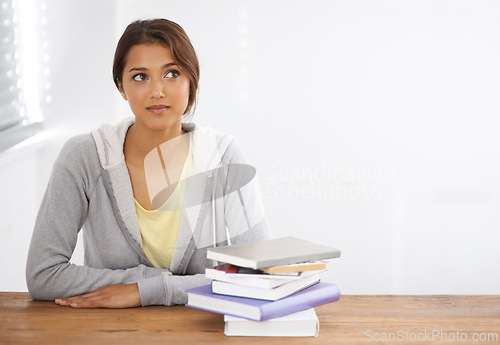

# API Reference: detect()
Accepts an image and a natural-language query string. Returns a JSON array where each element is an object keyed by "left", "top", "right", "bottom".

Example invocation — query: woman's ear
[{"left": 117, "top": 80, "right": 128, "bottom": 101}]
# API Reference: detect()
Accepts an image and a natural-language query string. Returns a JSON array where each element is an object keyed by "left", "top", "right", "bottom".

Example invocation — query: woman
[{"left": 26, "top": 19, "right": 271, "bottom": 308}]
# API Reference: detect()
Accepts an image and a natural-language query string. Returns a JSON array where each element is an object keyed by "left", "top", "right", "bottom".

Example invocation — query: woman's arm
[{"left": 25, "top": 135, "right": 167, "bottom": 305}]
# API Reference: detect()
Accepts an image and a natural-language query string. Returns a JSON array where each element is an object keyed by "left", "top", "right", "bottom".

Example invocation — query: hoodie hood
[{"left": 90, "top": 117, "right": 233, "bottom": 173}]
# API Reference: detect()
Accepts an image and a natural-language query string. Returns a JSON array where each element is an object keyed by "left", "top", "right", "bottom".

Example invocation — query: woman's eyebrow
[{"left": 128, "top": 63, "right": 177, "bottom": 73}]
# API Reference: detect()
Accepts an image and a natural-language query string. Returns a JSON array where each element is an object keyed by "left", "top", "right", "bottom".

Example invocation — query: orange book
[{"left": 261, "top": 261, "right": 328, "bottom": 274}]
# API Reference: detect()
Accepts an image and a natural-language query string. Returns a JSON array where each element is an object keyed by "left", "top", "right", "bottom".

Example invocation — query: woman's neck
[{"left": 124, "top": 122, "right": 187, "bottom": 161}]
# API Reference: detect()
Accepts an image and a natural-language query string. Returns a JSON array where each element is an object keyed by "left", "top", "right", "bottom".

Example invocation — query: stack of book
[{"left": 186, "top": 237, "right": 341, "bottom": 337}]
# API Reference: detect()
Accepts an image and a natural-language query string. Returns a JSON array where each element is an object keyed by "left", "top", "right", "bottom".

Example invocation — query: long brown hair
[{"left": 113, "top": 19, "right": 200, "bottom": 115}]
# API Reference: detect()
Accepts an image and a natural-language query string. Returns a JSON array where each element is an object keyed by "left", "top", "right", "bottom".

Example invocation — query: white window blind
[
  {"left": 0, "top": 0, "right": 44, "bottom": 152},
  {"left": 0, "top": 1, "right": 22, "bottom": 130}
]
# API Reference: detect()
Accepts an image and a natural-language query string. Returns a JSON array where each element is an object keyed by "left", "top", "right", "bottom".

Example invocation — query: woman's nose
[{"left": 150, "top": 80, "right": 165, "bottom": 98}]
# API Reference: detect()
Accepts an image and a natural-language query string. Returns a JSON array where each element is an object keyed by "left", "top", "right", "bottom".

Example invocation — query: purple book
[{"left": 186, "top": 282, "right": 340, "bottom": 321}]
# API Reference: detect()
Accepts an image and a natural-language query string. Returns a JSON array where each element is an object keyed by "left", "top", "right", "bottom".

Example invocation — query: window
[{"left": 0, "top": 0, "right": 47, "bottom": 152}]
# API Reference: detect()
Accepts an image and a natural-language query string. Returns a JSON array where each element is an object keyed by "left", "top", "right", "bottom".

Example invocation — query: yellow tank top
[{"left": 134, "top": 135, "right": 193, "bottom": 269}]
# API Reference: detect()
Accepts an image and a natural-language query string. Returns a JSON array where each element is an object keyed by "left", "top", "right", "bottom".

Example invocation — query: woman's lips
[{"left": 147, "top": 105, "right": 170, "bottom": 114}]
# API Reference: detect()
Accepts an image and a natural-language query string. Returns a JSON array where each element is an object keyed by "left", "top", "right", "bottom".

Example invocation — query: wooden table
[{"left": 1, "top": 293, "right": 499, "bottom": 344}]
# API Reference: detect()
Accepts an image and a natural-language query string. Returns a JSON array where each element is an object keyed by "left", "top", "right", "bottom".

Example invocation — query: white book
[
  {"left": 207, "top": 237, "right": 340, "bottom": 269},
  {"left": 205, "top": 265, "right": 325, "bottom": 289},
  {"left": 224, "top": 308, "right": 319, "bottom": 337},
  {"left": 212, "top": 273, "right": 321, "bottom": 301}
]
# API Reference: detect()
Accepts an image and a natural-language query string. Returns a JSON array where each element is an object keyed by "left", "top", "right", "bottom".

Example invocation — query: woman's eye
[
  {"left": 165, "top": 70, "right": 180, "bottom": 78},
  {"left": 133, "top": 73, "right": 148, "bottom": 81}
]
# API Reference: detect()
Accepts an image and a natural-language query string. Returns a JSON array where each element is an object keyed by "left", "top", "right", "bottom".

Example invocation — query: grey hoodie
[{"left": 26, "top": 118, "right": 271, "bottom": 306}]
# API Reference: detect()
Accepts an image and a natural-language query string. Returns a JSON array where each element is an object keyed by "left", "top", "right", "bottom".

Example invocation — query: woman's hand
[{"left": 55, "top": 283, "right": 142, "bottom": 309}]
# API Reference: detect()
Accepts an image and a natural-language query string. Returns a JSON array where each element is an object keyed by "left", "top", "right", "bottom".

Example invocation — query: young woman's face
[{"left": 119, "top": 44, "right": 190, "bottom": 132}]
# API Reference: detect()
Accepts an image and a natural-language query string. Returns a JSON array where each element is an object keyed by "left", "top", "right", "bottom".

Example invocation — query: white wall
[
  {"left": 0, "top": 139, "right": 43, "bottom": 291},
  {"left": 2, "top": 0, "right": 499, "bottom": 294},
  {"left": 38, "top": 0, "right": 118, "bottom": 190},
  {"left": 116, "top": 0, "right": 500, "bottom": 294}
]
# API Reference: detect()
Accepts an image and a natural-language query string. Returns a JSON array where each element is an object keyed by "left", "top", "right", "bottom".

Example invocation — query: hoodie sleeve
[
  {"left": 222, "top": 139, "right": 273, "bottom": 244},
  {"left": 26, "top": 135, "right": 167, "bottom": 301}
]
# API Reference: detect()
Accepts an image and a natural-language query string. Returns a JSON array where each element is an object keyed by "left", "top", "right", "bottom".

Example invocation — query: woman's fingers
[{"left": 55, "top": 290, "right": 95, "bottom": 307}]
